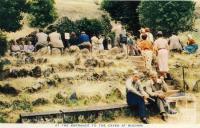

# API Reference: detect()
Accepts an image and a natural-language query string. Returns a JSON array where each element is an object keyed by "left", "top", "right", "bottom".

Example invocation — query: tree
[
  {"left": 138, "top": 1, "right": 195, "bottom": 35},
  {"left": 0, "top": 0, "right": 27, "bottom": 32},
  {"left": 101, "top": 0, "right": 140, "bottom": 34},
  {"left": 28, "top": 0, "right": 58, "bottom": 28}
]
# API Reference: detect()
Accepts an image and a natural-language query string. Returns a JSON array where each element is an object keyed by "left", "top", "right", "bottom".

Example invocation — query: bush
[
  {"left": 28, "top": 0, "right": 58, "bottom": 27},
  {"left": 137, "top": 1, "right": 195, "bottom": 35},
  {"left": 0, "top": 31, "right": 8, "bottom": 57}
]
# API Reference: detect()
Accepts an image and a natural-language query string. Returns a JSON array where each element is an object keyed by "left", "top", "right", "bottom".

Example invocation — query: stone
[
  {"left": 43, "top": 67, "right": 54, "bottom": 77},
  {"left": 115, "top": 53, "right": 125, "bottom": 60},
  {"left": 31, "top": 66, "right": 42, "bottom": 78},
  {"left": 69, "top": 92, "right": 78, "bottom": 101},
  {"left": 74, "top": 56, "right": 81, "bottom": 65},
  {"left": 66, "top": 62, "right": 75, "bottom": 71},
  {"left": 0, "top": 69, "right": 10, "bottom": 80},
  {"left": 75, "top": 66, "right": 87, "bottom": 72},
  {"left": 84, "top": 58, "right": 99, "bottom": 67},
  {"left": 18, "top": 68, "right": 30, "bottom": 77},
  {"left": 51, "top": 48, "right": 62, "bottom": 55},
  {"left": 32, "top": 98, "right": 49, "bottom": 106},
  {"left": 9, "top": 69, "right": 19, "bottom": 78},
  {"left": 46, "top": 78, "right": 57, "bottom": 87},
  {"left": 36, "top": 58, "right": 47, "bottom": 64},
  {"left": 25, "top": 56, "right": 35, "bottom": 64},
  {"left": 109, "top": 47, "right": 123, "bottom": 55},
  {"left": 27, "top": 82, "right": 45, "bottom": 93},
  {"left": 0, "top": 83, "right": 20, "bottom": 96},
  {"left": 0, "top": 101, "right": 10, "bottom": 109},
  {"left": 36, "top": 47, "right": 49, "bottom": 55},
  {"left": 81, "top": 48, "right": 90, "bottom": 54},
  {"left": 69, "top": 46, "right": 80, "bottom": 54}
]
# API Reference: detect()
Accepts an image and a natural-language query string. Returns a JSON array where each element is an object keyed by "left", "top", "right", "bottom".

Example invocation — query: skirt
[
  {"left": 141, "top": 50, "right": 153, "bottom": 71},
  {"left": 158, "top": 49, "right": 169, "bottom": 72}
]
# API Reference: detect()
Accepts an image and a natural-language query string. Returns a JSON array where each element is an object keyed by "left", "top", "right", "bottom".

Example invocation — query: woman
[
  {"left": 184, "top": 35, "right": 198, "bottom": 54},
  {"left": 138, "top": 33, "right": 153, "bottom": 71},
  {"left": 127, "top": 32, "right": 134, "bottom": 55},
  {"left": 24, "top": 40, "right": 35, "bottom": 53},
  {"left": 68, "top": 32, "right": 79, "bottom": 46},
  {"left": 154, "top": 31, "right": 169, "bottom": 78}
]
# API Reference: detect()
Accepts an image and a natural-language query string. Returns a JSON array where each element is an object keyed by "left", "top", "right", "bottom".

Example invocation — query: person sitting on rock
[
  {"left": 78, "top": 31, "right": 92, "bottom": 52},
  {"left": 183, "top": 34, "right": 198, "bottom": 54},
  {"left": 35, "top": 29, "right": 48, "bottom": 51},
  {"left": 145, "top": 71, "right": 177, "bottom": 122},
  {"left": 49, "top": 28, "right": 64, "bottom": 55},
  {"left": 10, "top": 40, "right": 21, "bottom": 55},
  {"left": 68, "top": 32, "right": 79, "bottom": 46},
  {"left": 169, "top": 32, "right": 183, "bottom": 53},
  {"left": 24, "top": 40, "right": 35, "bottom": 53},
  {"left": 126, "top": 71, "right": 150, "bottom": 124}
]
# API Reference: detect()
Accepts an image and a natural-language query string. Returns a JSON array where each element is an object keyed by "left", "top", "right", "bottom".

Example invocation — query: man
[
  {"left": 145, "top": 71, "right": 176, "bottom": 121},
  {"left": 169, "top": 32, "right": 183, "bottom": 53},
  {"left": 126, "top": 72, "right": 149, "bottom": 124},
  {"left": 145, "top": 28, "right": 154, "bottom": 44},
  {"left": 49, "top": 28, "right": 64, "bottom": 55},
  {"left": 78, "top": 31, "right": 92, "bottom": 51},
  {"left": 35, "top": 29, "right": 48, "bottom": 51}
]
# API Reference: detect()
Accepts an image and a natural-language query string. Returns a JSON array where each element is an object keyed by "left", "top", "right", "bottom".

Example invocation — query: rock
[
  {"left": 43, "top": 67, "right": 54, "bottom": 77},
  {"left": 36, "top": 58, "right": 47, "bottom": 64},
  {"left": 9, "top": 69, "right": 19, "bottom": 78},
  {"left": 69, "top": 46, "right": 80, "bottom": 54},
  {"left": 115, "top": 53, "right": 125, "bottom": 60},
  {"left": 16, "top": 59, "right": 25, "bottom": 67},
  {"left": 18, "top": 68, "right": 30, "bottom": 77},
  {"left": 69, "top": 92, "right": 78, "bottom": 101},
  {"left": 36, "top": 47, "right": 49, "bottom": 55},
  {"left": 51, "top": 48, "right": 61, "bottom": 55},
  {"left": 81, "top": 48, "right": 90, "bottom": 54},
  {"left": 75, "top": 66, "right": 87, "bottom": 72},
  {"left": 84, "top": 58, "right": 99, "bottom": 67},
  {"left": 106, "top": 88, "right": 124, "bottom": 100},
  {"left": 109, "top": 47, "right": 123, "bottom": 55},
  {"left": 31, "top": 66, "right": 42, "bottom": 78},
  {"left": 98, "top": 60, "right": 106, "bottom": 67},
  {"left": 0, "top": 83, "right": 20, "bottom": 96},
  {"left": 104, "top": 61, "right": 114, "bottom": 67},
  {"left": 0, "top": 69, "right": 10, "bottom": 80},
  {"left": 74, "top": 56, "right": 81, "bottom": 65},
  {"left": 25, "top": 56, "right": 35, "bottom": 64},
  {"left": 53, "top": 92, "right": 67, "bottom": 105},
  {"left": 0, "top": 101, "right": 10, "bottom": 109},
  {"left": 32, "top": 98, "right": 49, "bottom": 106},
  {"left": 27, "top": 82, "right": 45, "bottom": 93},
  {"left": 46, "top": 78, "right": 57, "bottom": 87},
  {"left": 66, "top": 62, "right": 75, "bottom": 71}
]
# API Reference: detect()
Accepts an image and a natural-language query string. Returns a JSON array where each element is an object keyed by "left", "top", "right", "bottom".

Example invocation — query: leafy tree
[
  {"left": 0, "top": 0, "right": 27, "bottom": 32},
  {"left": 28, "top": 0, "right": 58, "bottom": 27},
  {"left": 0, "top": 31, "right": 8, "bottom": 57},
  {"left": 138, "top": 0, "right": 195, "bottom": 35},
  {"left": 101, "top": 0, "right": 140, "bottom": 34}
]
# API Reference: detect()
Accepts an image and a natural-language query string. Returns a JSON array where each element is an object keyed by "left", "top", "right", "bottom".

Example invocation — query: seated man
[
  {"left": 49, "top": 28, "right": 64, "bottom": 55},
  {"left": 184, "top": 35, "right": 198, "bottom": 54},
  {"left": 35, "top": 29, "right": 48, "bottom": 51},
  {"left": 169, "top": 32, "right": 183, "bottom": 53},
  {"left": 24, "top": 40, "right": 35, "bottom": 53},
  {"left": 126, "top": 71, "right": 149, "bottom": 124},
  {"left": 145, "top": 71, "right": 176, "bottom": 121},
  {"left": 10, "top": 40, "right": 21, "bottom": 55},
  {"left": 78, "top": 31, "right": 92, "bottom": 51}
]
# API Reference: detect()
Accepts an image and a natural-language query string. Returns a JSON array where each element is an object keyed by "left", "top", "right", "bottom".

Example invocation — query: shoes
[
  {"left": 140, "top": 117, "right": 149, "bottom": 124},
  {"left": 161, "top": 113, "right": 168, "bottom": 121}
]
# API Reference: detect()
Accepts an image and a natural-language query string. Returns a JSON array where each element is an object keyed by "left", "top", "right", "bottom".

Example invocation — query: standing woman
[
  {"left": 138, "top": 33, "right": 153, "bottom": 71},
  {"left": 154, "top": 31, "right": 169, "bottom": 78}
]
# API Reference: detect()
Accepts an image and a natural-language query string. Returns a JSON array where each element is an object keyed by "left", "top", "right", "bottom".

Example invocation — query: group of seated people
[{"left": 126, "top": 71, "right": 177, "bottom": 124}]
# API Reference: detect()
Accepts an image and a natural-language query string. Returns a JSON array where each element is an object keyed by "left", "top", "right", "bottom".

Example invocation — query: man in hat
[
  {"left": 145, "top": 71, "right": 176, "bottom": 121},
  {"left": 126, "top": 71, "right": 149, "bottom": 124},
  {"left": 145, "top": 27, "right": 154, "bottom": 43}
]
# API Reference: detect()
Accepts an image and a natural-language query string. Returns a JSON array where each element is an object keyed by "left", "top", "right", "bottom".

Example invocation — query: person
[
  {"left": 183, "top": 34, "right": 198, "bottom": 54},
  {"left": 139, "top": 28, "right": 146, "bottom": 40},
  {"left": 138, "top": 34, "right": 153, "bottom": 71},
  {"left": 35, "top": 29, "right": 48, "bottom": 51},
  {"left": 103, "top": 36, "right": 109, "bottom": 50},
  {"left": 127, "top": 32, "right": 135, "bottom": 55},
  {"left": 169, "top": 32, "right": 182, "bottom": 52},
  {"left": 112, "top": 21, "right": 122, "bottom": 47},
  {"left": 91, "top": 34, "right": 100, "bottom": 50},
  {"left": 120, "top": 26, "right": 127, "bottom": 48},
  {"left": 126, "top": 72, "right": 149, "bottom": 124},
  {"left": 68, "top": 32, "right": 79, "bottom": 46},
  {"left": 10, "top": 40, "right": 21, "bottom": 55},
  {"left": 145, "top": 28, "right": 154, "bottom": 43},
  {"left": 24, "top": 40, "right": 35, "bottom": 53},
  {"left": 78, "top": 31, "right": 92, "bottom": 51},
  {"left": 49, "top": 28, "right": 64, "bottom": 55},
  {"left": 145, "top": 71, "right": 177, "bottom": 121},
  {"left": 154, "top": 31, "right": 169, "bottom": 78}
]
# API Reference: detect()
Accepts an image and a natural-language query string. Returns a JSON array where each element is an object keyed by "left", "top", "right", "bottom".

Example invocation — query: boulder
[
  {"left": 0, "top": 84, "right": 20, "bottom": 96},
  {"left": 25, "top": 56, "right": 35, "bottom": 64},
  {"left": 27, "top": 82, "right": 45, "bottom": 93},
  {"left": 109, "top": 47, "right": 123, "bottom": 55},
  {"left": 84, "top": 58, "right": 99, "bottom": 67},
  {"left": 46, "top": 78, "right": 57, "bottom": 87},
  {"left": 0, "top": 101, "right": 10, "bottom": 109},
  {"left": 18, "top": 68, "right": 30, "bottom": 77},
  {"left": 66, "top": 62, "right": 75, "bottom": 71},
  {"left": 31, "top": 66, "right": 42, "bottom": 78},
  {"left": 81, "top": 48, "right": 90, "bottom": 55},
  {"left": 69, "top": 46, "right": 80, "bottom": 54},
  {"left": 115, "top": 53, "right": 125, "bottom": 60},
  {"left": 36, "top": 58, "right": 47, "bottom": 64},
  {"left": 69, "top": 92, "right": 78, "bottom": 101},
  {"left": 0, "top": 69, "right": 10, "bottom": 80},
  {"left": 32, "top": 98, "right": 49, "bottom": 106},
  {"left": 74, "top": 56, "right": 81, "bottom": 65},
  {"left": 51, "top": 48, "right": 62, "bottom": 55},
  {"left": 36, "top": 47, "right": 49, "bottom": 55},
  {"left": 43, "top": 67, "right": 54, "bottom": 77}
]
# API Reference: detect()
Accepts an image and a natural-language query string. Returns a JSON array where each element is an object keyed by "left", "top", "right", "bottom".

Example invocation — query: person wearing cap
[
  {"left": 153, "top": 31, "right": 169, "bottom": 78},
  {"left": 126, "top": 72, "right": 149, "bottom": 124},
  {"left": 138, "top": 33, "right": 153, "bottom": 71},
  {"left": 145, "top": 71, "right": 176, "bottom": 121},
  {"left": 168, "top": 32, "right": 183, "bottom": 53},
  {"left": 145, "top": 28, "right": 154, "bottom": 43},
  {"left": 78, "top": 31, "right": 92, "bottom": 52},
  {"left": 183, "top": 34, "right": 198, "bottom": 54}
]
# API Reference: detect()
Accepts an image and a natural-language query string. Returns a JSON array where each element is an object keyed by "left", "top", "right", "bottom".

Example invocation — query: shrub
[
  {"left": 137, "top": 1, "right": 195, "bottom": 35},
  {"left": 0, "top": 31, "right": 8, "bottom": 57}
]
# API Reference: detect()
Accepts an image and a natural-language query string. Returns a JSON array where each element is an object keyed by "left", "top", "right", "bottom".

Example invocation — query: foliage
[
  {"left": 46, "top": 16, "right": 112, "bottom": 37},
  {"left": 0, "top": 31, "right": 8, "bottom": 57},
  {"left": 101, "top": 0, "right": 140, "bottom": 34},
  {"left": 138, "top": 0, "right": 195, "bottom": 35},
  {"left": 0, "top": 0, "right": 27, "bottom": 32},
  {"left": 27, "top": 0, "right": 58, "bottom": 27}
]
